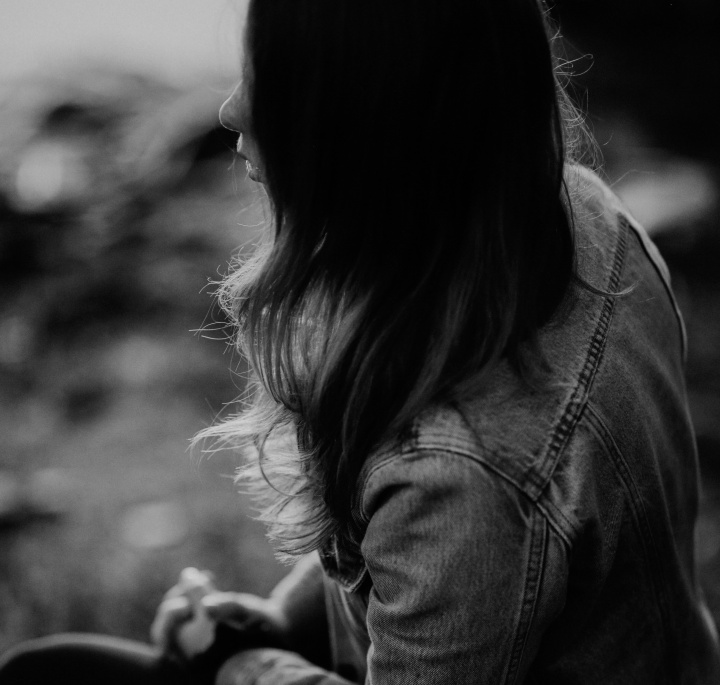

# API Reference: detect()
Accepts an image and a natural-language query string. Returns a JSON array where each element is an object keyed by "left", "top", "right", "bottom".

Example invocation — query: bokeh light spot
[{"left": 120, "top": 500, "right": 190, "bottom": 549}]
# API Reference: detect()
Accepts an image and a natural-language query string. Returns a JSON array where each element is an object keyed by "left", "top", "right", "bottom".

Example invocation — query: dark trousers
[{"left": 0, "top": 634, "right": 198, "bottom": 685}]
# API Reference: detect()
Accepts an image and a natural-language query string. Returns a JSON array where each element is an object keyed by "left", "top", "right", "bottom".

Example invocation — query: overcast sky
[{"left": 0, "top": 0, "right": 247, "bottom": 86}]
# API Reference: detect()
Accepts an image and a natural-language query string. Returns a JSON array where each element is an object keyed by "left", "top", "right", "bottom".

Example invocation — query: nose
[{"left": 219, "top": 82, "right": 244, "bottom": 132}]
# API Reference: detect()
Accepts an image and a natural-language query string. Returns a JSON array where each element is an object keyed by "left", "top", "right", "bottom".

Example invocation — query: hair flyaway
[{"left": 197, "top": 0, "right": 594, "bottom": 560}]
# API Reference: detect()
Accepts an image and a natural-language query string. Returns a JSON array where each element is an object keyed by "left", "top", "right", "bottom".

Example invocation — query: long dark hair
[{"left": 200, "top": 0, "right": 585, "bottom": 558}]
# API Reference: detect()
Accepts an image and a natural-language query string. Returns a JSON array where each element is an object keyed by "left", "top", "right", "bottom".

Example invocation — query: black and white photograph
[{"left": 1, "top": 1, "right": 719, "bottom": 683}]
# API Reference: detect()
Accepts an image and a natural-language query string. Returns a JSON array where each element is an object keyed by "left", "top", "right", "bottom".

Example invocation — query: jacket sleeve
[
  {"left": 217, "top": 450, "right": 568, "bottom": 685},
  {"left": 359, "top": 450, "right": 568, "bottom": 684}
]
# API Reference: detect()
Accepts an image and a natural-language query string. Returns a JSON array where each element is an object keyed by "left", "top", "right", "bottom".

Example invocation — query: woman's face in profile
[{"left": 219, "top": 79, "right": 264, "bottom": 183}]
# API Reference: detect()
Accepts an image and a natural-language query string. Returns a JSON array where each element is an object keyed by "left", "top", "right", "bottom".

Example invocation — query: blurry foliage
[
  {"left": 0, "top": 67, "right": 279, "bottom": 650},
  {"left": 0, "top": 68, "right": 262, "bottom": 399}
]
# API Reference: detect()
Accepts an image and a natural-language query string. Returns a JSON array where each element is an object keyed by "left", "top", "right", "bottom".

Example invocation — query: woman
[{"left": 1, "top": 0, "right": 719, "bottom": 683}]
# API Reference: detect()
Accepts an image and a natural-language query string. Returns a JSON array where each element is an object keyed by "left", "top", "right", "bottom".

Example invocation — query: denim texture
[{"left": 229, "top": 169, "right": 720, "bottom": 684}]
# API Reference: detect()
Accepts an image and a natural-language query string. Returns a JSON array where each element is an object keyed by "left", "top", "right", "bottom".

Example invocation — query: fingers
[
  {"left": 201, "top": 592, "right": 262, "bottom": 625},
  {"left": 151, "top": 570, "right": 281, "bottom": 659},
  {"left": 203, "top": 593, "right": 288, "bottom": 647},
  {"left": 162, "top": 568, "right": 215, "bottom": 603},
  {"left": 150, "top": 595, "right": 193, "bottom": 651},
  {"left": 152, "top": 569, "right": 218, "bottom": 653}
]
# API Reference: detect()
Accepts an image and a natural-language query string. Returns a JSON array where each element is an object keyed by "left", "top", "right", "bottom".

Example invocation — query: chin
[{"left": 245, "top": 160, "right": 263, "bottom": 183}]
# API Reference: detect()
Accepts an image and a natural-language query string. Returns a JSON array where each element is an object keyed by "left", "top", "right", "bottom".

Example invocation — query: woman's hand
[
  {"left": 150, "top": 567, "right": 216, "bottom": 659},
  {"left": 150, "top": 568, "right": 290, "bottom": 662},
  {"left": 203, "top": 591, "right": 290, "bottom": 648}
]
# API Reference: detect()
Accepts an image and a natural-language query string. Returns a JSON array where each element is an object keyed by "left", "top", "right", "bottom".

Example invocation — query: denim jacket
[{"left": 217, "top": 168, "right": 720, "bottom": 685}]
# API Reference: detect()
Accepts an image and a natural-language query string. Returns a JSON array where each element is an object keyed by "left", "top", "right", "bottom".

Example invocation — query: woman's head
[
  {"left": 210, "top": 0, "right": 584, "bottom": 551},
  {"left": 226, "top": 0, "right": 572, "bottom": 219}
]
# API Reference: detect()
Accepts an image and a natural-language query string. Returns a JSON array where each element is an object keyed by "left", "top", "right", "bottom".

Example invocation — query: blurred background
[{"left": 0, "top": 0, "right": 719, "bottom": 652}]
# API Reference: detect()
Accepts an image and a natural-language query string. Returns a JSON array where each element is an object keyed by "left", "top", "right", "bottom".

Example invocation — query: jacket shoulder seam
[
  {"left": 622, "top": 214, "right": 688, "bottom": 361},
  {"left": 532, "top": 213, "right": 629, "bottom": 495},
  {"left": 358, "top": 446, "right": 572, "bottom": 549},
  {"left": 505, "top": 508, "right": 549, "bottom": 684}
]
